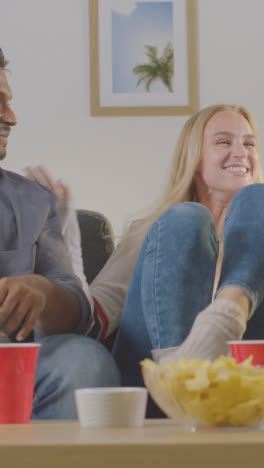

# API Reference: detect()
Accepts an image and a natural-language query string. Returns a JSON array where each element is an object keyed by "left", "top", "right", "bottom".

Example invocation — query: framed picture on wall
[{"left": 89, "top": 0, "right": 198, "bottom": 116}]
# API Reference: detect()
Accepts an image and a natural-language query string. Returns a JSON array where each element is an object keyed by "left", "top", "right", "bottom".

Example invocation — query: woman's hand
[
  {"left": 24, "top": 165, "right": 74, "bottom": 231},
  {"left": 24, "top": 165, "right": 71, "bottom": 203}
]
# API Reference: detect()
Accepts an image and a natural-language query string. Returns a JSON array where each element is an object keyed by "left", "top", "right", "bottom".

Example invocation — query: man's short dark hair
[{"left": 0, "top": 49, "right": 8, "bottom": 69}]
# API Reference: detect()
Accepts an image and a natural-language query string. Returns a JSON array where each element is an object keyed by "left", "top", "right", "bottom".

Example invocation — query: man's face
[{"left": 0, "top": 69, "right": 17, "bottom": 160}]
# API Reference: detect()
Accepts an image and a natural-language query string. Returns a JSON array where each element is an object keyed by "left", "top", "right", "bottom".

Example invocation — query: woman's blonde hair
[{"left": 128, "top": 104, "right": 263, "bottom": 242}]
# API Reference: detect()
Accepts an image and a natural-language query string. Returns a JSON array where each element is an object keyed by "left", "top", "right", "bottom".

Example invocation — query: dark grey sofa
[
  {"left": 77, "top": 209, "right": 116, "bottom": 350},
  {"left": 76, "top": 209, "right": 115, "bottom": 284}
]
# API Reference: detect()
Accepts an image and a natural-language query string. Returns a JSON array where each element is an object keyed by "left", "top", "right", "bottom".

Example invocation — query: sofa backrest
[
  {"left": 77, "top": 209, "right": 117, "bottom": 350},
  {"left": 77, "top": 209, "right": 115, "bottom": 283}
]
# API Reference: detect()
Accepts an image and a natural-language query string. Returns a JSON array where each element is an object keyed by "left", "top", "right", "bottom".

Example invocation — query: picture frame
[{"left": 89, "top": 0, "right": 198, "bottom": 116}]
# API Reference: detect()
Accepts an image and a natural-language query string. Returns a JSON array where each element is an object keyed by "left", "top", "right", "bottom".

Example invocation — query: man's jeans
[
  {"left": 113, "top": 184, "right": 264, "bottom": 392},
  {"left": 32, "top": 334, "right": 120, "bottom": 419}
]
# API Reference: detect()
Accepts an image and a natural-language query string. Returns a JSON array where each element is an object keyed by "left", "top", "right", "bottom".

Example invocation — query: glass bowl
[{"left": 141, "top": 356, "right": 264, "bottom": 429}]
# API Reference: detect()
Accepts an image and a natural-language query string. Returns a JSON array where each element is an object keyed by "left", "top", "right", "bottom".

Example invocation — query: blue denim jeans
[
  {"left": 113, "top": 185, "right": 264, "bottom": 397},
  {"left": 32, "top": 334, "right": 120, "bottom": 419}
]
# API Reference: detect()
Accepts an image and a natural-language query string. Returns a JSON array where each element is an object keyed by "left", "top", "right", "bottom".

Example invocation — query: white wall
[{"left": 1, "top": 0, "right": 264, "bottom": 236}]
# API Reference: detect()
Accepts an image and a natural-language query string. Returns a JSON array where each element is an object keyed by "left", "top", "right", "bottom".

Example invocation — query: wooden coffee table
[{"left": 0, "top": 419, "right": 263, "bottom": 468}]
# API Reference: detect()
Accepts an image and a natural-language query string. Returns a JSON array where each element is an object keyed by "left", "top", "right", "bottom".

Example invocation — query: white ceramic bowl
[{"left": 75, "top": 387, "right": 147, "bottom": 428}]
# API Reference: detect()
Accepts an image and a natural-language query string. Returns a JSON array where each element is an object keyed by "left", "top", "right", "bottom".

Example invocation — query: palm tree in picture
[{"left": 133, "top": 42, "right": 174, "bottom": 93}]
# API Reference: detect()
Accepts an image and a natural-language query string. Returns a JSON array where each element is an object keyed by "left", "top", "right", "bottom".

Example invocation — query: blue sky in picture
[{"left": 112, "top": 2, "right": 173, "bottom": 94}]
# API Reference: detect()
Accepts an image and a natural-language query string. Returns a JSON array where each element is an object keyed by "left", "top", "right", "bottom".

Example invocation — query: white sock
[{"left": 155, "top": 299, "right": 247, "bottom": 365}]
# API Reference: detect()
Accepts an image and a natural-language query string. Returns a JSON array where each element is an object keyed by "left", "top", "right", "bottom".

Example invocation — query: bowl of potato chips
[{"left": 141, "top": 356, "right": 264, "bottom": 427}]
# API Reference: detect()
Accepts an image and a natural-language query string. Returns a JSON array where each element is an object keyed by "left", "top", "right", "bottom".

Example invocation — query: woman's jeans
[
  {"left": 32, "top": 334, "right": 120, "bottom": 419},
  {"left": 113, "top": 185, "right": 264, "bottom": 398}
]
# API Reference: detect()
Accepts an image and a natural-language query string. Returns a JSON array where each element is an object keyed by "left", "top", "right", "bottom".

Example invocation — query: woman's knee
[
  {"left": 230, "top": 183, "right": 264, "bottom": 212},
  {"left": 152, "top": 202, "right": 217, "bottom": 244},
  {"left": 224, "top": 184, "right": 264, "bottom": 235}
]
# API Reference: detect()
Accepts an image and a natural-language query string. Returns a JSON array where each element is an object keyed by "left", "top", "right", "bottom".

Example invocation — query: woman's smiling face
[{"left": 195, "top": 110, "right": 258, "bottom": 201}]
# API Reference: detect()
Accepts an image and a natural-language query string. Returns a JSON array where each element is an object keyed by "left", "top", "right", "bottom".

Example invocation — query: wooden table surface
[{"left": 0, "top": 419, "right": 264, "bottom": 468}]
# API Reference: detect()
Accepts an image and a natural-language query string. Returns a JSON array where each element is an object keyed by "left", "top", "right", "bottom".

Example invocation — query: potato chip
[{"left": 141, "top": 356, "right": 264, "bottom": 426}]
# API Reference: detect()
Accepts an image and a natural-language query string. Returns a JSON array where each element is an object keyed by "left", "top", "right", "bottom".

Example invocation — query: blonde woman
[{"left": 26, "top": 104, "right": 264, "bottom": 400}]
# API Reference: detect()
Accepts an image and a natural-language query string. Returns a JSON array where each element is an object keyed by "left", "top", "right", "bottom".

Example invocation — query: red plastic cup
[
  {"left": 0, "top": 343, "right": 40, "bottom": 424},
  {"left": 229, "top": 340, "right": 264, "bottom": 367}
]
